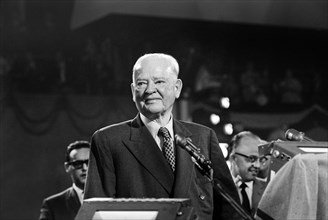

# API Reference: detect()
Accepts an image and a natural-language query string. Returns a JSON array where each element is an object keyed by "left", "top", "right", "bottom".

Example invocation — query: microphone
[
  {"left": 175, "top": 134, "right": 213, "bottom": 178},
  {"left": 175, "top": 134, "right": 201, "bottom": 153},
  {"left": 175, "top": 134, "right": 255, "bottom": 220},
  {"left": 285, "top": 128, "right": 314, "bottom": 142}
]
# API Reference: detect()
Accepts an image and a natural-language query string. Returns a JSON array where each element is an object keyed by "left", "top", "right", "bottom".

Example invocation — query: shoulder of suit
[
  {"left": 94, "top": 119, "right": 133, "bottom": 135},
  {"left": 177, "top": 120, "right": 213, "bottom": 132},
  {"left": 254, "top": 178, "right": 268, "bottom": 187},
  {"left": 44, "top": 187, "right": 73, "bottom": 202}
]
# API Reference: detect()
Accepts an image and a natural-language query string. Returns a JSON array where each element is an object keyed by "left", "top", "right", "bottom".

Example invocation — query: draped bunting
[
  {"left": 0, "top": 93, "right": 137, "bottom": 220},
  {"left": 230, "top": 105, "right": 328, "bottom": 129},
  {"left": 191, "top": 102, "right": 328, "bottom": 142},
  {"left": 229, "top": 105, "right": 328, "bottom": 141},
  {"left": 0, "top": 93, "right": 137, "bottom": 136}
]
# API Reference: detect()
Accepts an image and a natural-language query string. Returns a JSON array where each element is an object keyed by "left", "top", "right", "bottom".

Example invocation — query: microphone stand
[{"left": 181, "top": 143, "right": 254, "bottom": 220}]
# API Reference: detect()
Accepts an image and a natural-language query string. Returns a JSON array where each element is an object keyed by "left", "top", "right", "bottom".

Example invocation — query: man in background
[
  {"left": 229, "top": 131, "right": 268, "bottom": 217},
  {"left": 39, "top": 140, "right": 90, "bottom": 220}
]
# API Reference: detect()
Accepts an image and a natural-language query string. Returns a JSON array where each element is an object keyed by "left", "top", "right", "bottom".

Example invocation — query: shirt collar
[
  {"left": 140, "top": 113, "right": 174, "bottom": 139},
  {"left": 233, "top": 177, "right": 254, "bottom": 192},
  {"left": 232, "top": 174, "right": 243, "bottom": 186},
  {"left": 72, "top": 183, "right": 84, "bottom": 204},
  {"left": 230, "top": 172, "right": 254, "bottom": 190}
]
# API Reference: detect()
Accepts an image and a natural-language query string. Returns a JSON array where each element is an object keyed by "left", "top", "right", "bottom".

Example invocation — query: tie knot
[
  {"left": 240, "top": 182, "right": 247, "bottom": 189},
  {"left": 158, "top": 127, "right": 170, "bottom": 139}
]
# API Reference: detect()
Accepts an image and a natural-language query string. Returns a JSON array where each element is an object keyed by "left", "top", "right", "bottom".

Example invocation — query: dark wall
[{"left": 0, "top": 94, "right": 137, "bottom": 220}]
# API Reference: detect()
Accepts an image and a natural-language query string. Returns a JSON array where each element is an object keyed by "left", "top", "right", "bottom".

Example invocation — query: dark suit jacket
[
  {"left": 84, "top": 114, "right": 240, "bottom": 220},
  {"left": 251, "top": 178, "right": 268, "bottom": 216},
  {"left": 39, "top": 187, "right": 81, "bottom": 220}
]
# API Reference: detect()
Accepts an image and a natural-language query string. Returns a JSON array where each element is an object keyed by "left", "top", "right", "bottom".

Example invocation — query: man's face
[
  {"left": 65, "top": 148, "right": 90, "bottom": 190},
  {"left": 131, "top": 57, "right": 182, "bottom": 120},
  {"left": 258, "top": 154, "right": 272, "bottom": 179},
  {"left": 232, "top": 137, "right": 261, "bottom": 182}
]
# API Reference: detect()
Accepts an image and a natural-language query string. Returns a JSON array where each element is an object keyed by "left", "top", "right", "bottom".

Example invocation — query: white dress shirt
[
  {"left": 231, "top": 174, "right": 254, "bottom": 208},
  {"left": 139, "top": 113, "right": 174, "bottom": 151},
  {"left": 73, "top": 183, "right": 84, "bottom": 204}
]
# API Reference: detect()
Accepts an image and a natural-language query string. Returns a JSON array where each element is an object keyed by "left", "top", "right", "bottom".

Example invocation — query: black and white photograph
[{"left": 1, "top": 1, "right": 327, "bottom": 220}]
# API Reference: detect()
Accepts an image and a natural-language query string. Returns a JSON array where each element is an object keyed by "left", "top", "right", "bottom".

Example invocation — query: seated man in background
[
  {"left": 257, "top": 145, "right": 272, "bottom": 182},
  {"left": 229, "top": 131, "right": 269, "bottom": 217},
  {"left": 39, "top": 140, "right": 90, "bottom": 220}
]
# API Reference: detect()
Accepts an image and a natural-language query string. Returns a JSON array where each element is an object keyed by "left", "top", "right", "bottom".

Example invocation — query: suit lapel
[
  {"left": 172, "top": 120, "right": 195, "bottom": 198},
  {"left": 252, "top": 179, "right": 267, "bottom": 213},
  {"left": 66, "top": 187, "right": 81, "bottom": 215},
  {"left": 123, "top": 115, "right": 175, "bottom": 194}
]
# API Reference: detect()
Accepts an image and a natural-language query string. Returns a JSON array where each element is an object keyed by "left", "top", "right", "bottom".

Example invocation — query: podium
[
  {"left": 75, "top": 198, "right": 195, "bottom": 220},
  {"left": 256, "top": 140, "right": 328, "bottom": 219},
  {"left": 255, "top": 153, "right": 328, "bottom": 220}
]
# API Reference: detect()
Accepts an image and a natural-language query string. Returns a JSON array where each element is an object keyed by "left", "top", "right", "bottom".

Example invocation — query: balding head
[{"left": 132, "top": 53, "right": 179, "bottom": 84}]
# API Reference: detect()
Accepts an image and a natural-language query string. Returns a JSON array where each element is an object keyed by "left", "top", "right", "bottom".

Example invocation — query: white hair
[{"left": 132, "top": 53, "right": 179, "bottom": 83}]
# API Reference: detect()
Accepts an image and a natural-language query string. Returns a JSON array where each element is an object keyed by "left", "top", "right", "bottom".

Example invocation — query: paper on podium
[
  {"left": 76, "top": 198, "right": 194, "bottom": 220},
  {"left": 92, "top": 211, "right": 158, "bottom": 220}
]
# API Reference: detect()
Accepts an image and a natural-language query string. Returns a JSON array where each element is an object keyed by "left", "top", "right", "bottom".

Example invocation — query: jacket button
[{"left": 199, "top": 195, "right": 205, "bottom": 200}]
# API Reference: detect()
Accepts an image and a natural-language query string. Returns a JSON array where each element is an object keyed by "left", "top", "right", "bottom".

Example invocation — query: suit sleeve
[
  {"left": 84, "top": 130, "right": 117, "bottom": 199},
  {"left": 209, "top": 129, "right": 241, "bottom": 220},
  {"left": 39, "top": 200, "right": 53, "bottom": 220}
]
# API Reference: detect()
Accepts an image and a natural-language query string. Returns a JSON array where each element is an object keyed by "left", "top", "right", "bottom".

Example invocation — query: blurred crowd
[
  {"left": 1, "top": 2, "right": 327, "bottom": 109},
  {"left": 1, "top": 40, "right": 326, "bottom": 109}
]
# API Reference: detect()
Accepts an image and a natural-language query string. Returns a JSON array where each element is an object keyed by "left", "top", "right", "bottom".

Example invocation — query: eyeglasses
[
  {"left": 234, "top": 152, "right": 268, "bottom": 163},
  {"left": 66, "top": 159, "right": 89, "bottom": 169}
]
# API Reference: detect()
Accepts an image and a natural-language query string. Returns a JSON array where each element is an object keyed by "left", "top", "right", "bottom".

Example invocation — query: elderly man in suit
[
  {"left": 39, "top": 141, "right": 90, "bottom": 220},
  {"left": 228, "top": 131, "right": 268, "bottom": 217},
  {"left": 84, "top": 53, "right": 240, "bottom": 220}
]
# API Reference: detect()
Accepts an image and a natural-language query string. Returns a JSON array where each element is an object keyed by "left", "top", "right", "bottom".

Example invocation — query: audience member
[
  {"left": 278, "top": 68, "right": 303, "bottom": 104},
  {"left": 257, "top": 154, "right": 272, "bottom": 182},
  {"left": 84, "top": 53, "right": 240, "bottom": 220},
  {"left": 229, "top": 131, "right": 268, "bottom": 216},
  {"left": 193, "top": 60, "right": 222, "bottom": 104},
  {"left": 39, "top": 141, "right": 90, "bottom": 220},
  {"left": 239, "top": 62, "right": 261, "bottom": 104},
  {"left": 256, "top": 140, "right": 272, "bottom": 182},
  {"left": 194, "top": 63, "right": 221, "bottom": 94}
]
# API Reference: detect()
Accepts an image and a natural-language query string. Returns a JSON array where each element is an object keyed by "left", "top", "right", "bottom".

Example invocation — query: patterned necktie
[
  {"left": 240, "top": 182, "right": 251, "bottom": 213},
  {"left": 158, "top": 127, "right": 175, "bottom": 172}
]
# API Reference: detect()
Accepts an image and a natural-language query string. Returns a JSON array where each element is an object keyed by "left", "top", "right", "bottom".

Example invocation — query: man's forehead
[
  {"left": 238, "top": 137, "right": 261, "bottom": 153},
  {"left": 140, "top": 57, "right": 171, "bottom": 69},
  {"left": 70, "top": 148, "right": 90, "bottom": 158},
  {"left": 135, "top": 61, "right": 175, "bottom": 79}
]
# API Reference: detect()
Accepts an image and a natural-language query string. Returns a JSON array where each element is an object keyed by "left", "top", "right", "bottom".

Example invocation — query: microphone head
[
  {"left": 285, "top": 128, "right": 303, "bottom": 141},
  {"left": 174, "top": 134, "right": 187, "bottom": 148}
]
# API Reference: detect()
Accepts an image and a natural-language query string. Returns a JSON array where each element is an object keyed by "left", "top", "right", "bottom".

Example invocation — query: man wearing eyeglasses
[
  {"left": 39, "top": 141, "right": 90, "bottom": 220},
  {"left": 228, "top": 131, "right": 268, "bottom": 217}
]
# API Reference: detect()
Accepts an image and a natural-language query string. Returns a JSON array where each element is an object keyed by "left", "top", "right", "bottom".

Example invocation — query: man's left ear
[
  {"left": 131, "top": 83, "right": 136, "bottom": 102},
  {"left": 175, "top": 79, "right": 183, "bottom": 98},
  {"left": 64, "top": 163, "right": 70, "bottom": 173}
]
